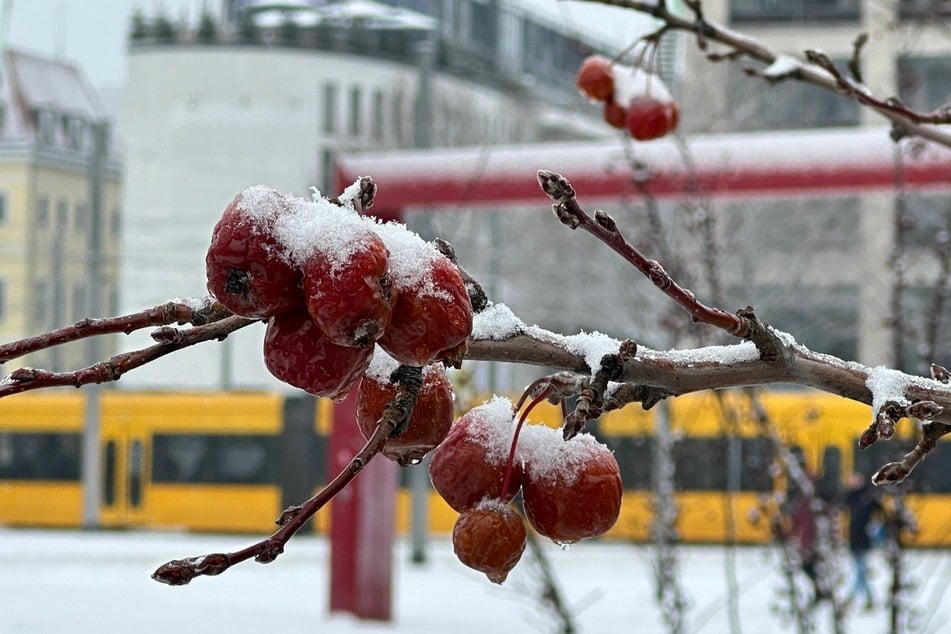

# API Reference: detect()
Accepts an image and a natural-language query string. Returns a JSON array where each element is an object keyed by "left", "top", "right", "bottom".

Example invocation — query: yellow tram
[{"left": 1, "top": 389, "right": 947, "bottom": 545}]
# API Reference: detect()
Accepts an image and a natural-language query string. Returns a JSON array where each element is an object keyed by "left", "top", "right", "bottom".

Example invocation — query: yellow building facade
[{"left": 0, "top": 49, "right": 122, "bottom": 372}]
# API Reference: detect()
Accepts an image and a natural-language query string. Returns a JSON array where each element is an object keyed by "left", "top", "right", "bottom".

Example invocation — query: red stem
[{"left": 501, "top": 386, "right": 553, "bottom": 496}]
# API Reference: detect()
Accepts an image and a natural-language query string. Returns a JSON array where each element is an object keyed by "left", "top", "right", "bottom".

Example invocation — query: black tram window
[
  {"left": 816, "top": 446, "right": 843, "bottom": 502},
  {"left": 740, "top": 438, "right": 774, "bottom": 492},
  {"left": 674, "top": 437, "right": 773, "bottom": 492},
  {"left": 675, "top": 438, "right": 728, "bottom": 491},
  {"left": 152, "top": 434, "right": 278, "bottom": 484},
  {"left": 103, "top": 440, "right": 117, "bottom": 506},
  {"left": 603, "top": 435, "right": 653, "bottom": 490},
  {"left": 0, "top": 432, "right": 81, "bottom": 480}
]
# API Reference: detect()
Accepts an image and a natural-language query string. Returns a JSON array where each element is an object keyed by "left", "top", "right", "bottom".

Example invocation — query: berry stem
[{"left": 501, "top": 385, "right": 553, "bottom": 497}]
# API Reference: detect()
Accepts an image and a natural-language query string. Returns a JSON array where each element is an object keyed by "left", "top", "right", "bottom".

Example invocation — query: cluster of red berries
[
  {"left": 576, "top": 54, "right": 680, "bottom": 141},
  {"left": 429, "top": 397, "right": 623, "bottom": 583},
  {"left": 205, "top": 184, "right": 472, "bottom": 419}
]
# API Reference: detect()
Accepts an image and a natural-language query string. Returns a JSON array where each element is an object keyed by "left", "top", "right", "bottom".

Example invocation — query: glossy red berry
[
  {"left": 263, "top": 307, "right": 372, "bottom": 401},
  {"left": 375, "top": 224, "right": 472, "bottom": 367},
  {"left": 429, "top": 397, "right": 523, "bottom": 512},
  {"left": 205, "top": 186, "right": 302, "bottom": 318},
  {"left": 625, "top": 95, "right": 673, "bottom": 141},
  {"left": 519, "top": 426, "right": 622, "bottom": 544},
  {"left": 666, "top": 100, "right": 680, "bottom": 134},
  {"left": 356, "top": 358, "right": 454, "bottom": 465},
  {"left": 452, "top": 500, "right": 526, "bottom": 584},
  {"left": 301, "top": 227, "right": 392, "bottom": 348},
  {"left": 603, "top": 100, "right": 627, "bottom": 130},
  {"left": 576, "top": 55, "right": 615, "bottom": 101}
]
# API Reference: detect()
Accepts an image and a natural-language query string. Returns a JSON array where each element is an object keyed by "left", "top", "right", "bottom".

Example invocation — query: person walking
[{"left": 844, "top": 472, "right": 884, "bottom": 611}]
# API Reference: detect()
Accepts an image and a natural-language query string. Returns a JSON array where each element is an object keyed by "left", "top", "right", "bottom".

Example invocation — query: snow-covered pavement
[{"left": 1, "top": 529, "right": 949, "bottom": 633}]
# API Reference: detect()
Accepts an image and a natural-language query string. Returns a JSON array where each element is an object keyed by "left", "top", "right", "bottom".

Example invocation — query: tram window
[
  {"left": 674, "top": 437, "right": 773, "bottom": 492},
  {"left": 901, "top": 442, "right": 951, "bottom": 493},
  {"left": 740, "top": 438, "right": 774, "bottom": 492},
  {"left": 816, "top": 446, "right": 843, "bottom": 502},
  {"left": 675, "top": 438, "right": 728, "bottom": 491},
  {"left": 152, "top": 434, "right": 278, "bottom": 484},
  {"left": 0, "top": 432, "right": 80, "bottom": 480},
  {"left": 129, "top": 440, "right": 143, "bottom": 507},
  {"left": 603, "top": 436, "right": 653, "bottom": 490},
  {"left": 103, "top": 440, "right": 117, "bottom": 506}
]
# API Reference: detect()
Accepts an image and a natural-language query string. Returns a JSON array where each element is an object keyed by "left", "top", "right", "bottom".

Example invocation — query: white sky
[{"left": 3, "top": 0, "right": 655, "bottom": 91}]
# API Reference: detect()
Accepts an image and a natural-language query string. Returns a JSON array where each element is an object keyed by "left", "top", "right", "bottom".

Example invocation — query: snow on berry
[
  {"left": 611, "top": 63, "right": 674, "bottom": 108},
  {"left": 371, "top": 220, "right": 452, "bottom": 300},
  {"left": 373, "top": 220, "right": 473, "bottom": 366},
  {"left": 516, "top": 424, "right": 607, "bottom": 485},
  {"left": 517, "top": 424, "right": 623, "bottom": 544},
  {"left": 205, "top": 186, "right": 303, "bottom": 318},
  {"left": 461, "top": 396, "right": 519, "bottom": 465},
  {"left": 273, "top": 197, "right": 376, "bottom": 272}
]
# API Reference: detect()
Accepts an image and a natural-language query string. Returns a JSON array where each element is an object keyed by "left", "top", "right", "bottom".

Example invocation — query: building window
[
  {"left": 899, "top": 56, "right": 951, "bottom": 113},
  {"left": 33, "top": 280, "right": 48, "bottom": 329},
  {"left": 56, "top": 198, "right": 69, "bottom": 229},
  {"left": 392, "top": 91, "right": 405, "bottom": 145},
  {"left": 348, "top": 85, "right": 362, "bottom": 136},
  {"left": 899, "top": 0, "right": 951, "bottom": 19},
  {"left": 111, "top": 206, "right": 122, "bottom": 237},
  {"left": 372, "top": 89, "right": 385, "bottom": 141},
  {"left": 730, "top": 0, "right": 860, "bottom": 22},
  {"left": 322, "top": 82, "right": 338, "bottom": 134},
  {"left": 36, "top": 196, "right": 49, "bottom": 227},
  {"left": 0, "top": 191, "right": 7, "bottom": 225},
  {"left": 71, "top": 283, "right": 86, "bottom": 322},
  {"left": 320, "top": 147, "right": 335, "bottom": 195},
  {"left": 74, "top": 202, "right": 87, "bottom": 230},
  {"left": 470, "top": 0, "right": 498, "bottom": 51}
]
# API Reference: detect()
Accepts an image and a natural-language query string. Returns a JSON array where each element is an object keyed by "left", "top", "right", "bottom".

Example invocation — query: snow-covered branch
[{"left": 580, "top": 0, "right": 951, "bottom": 149}]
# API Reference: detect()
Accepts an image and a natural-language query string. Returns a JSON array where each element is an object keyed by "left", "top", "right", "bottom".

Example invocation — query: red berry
[
  {"left": 603, "top": 100, "right": 627, "bottom": 130},
  {"left": 356, "top": 357, "right": 454, "bottom": 465},
  {"left": 205, "top": 186, "right": 303, "bottom": 318},
  {"left": 452, "top": 500, "right": 526, "bottom": 584},
  {"left": 576, "top": 55, "right": 615, "bottom": 101},
  {"left": 374, "top": 224, "right": 472, "bottom": 367},
  {"left": 518, "top": 426, "right": 622, "bottom": 544},
  {"left": 263, "top": 307, "right": 372, "bottom": 401},
  {"left": 429, "top": 397, "right": 523, "bottom": 512},
  {"left": 301, "top": 227, "right": 392, "bottom": 348},
  {"left": 625, "top": 95, "right": 672, "bottom": 141},
  {"left": 666, "top": 100, "right": 680, "bottom": 134}
]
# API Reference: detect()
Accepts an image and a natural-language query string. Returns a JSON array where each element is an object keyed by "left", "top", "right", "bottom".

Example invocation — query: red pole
[{"left": 327, "top": 387, "right": 398, "bottom": 620}]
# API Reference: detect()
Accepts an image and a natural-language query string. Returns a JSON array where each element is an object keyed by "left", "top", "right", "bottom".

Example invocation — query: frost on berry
[
  {"left": 262, "top": 307, "right": 372, "bottom": 401},
  {"left": 205, "top": 186, "right": 303, "bottom": 318},
  {"left": 275, "top": 198, "right": 393, "bottom": 349},
  {"left": 518, "top": 424, "right": 623, "bottom": 544},
  {"left": 452, "top": 499, "right": 526, "bottom": 584},
  {"left": 356, "top": 351, "right": 455, "bottom": 465},
  {"left": 373, "top": 222, "right": 473, "bottom": 367},
  {"left": 429, "top": 396, "right": 523, "bottom": 512}
]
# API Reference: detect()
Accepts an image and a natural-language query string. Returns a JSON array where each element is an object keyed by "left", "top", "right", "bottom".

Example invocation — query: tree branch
[
  {"left": 152, "top": 364, "right": 423, "bottom": 585},
  {"left": 578, "top": 0, "right": 951, "bottom": 149}
]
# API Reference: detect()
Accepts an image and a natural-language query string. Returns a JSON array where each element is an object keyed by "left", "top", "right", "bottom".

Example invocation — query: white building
[{"left": 118, "top": 0, "right": 627, "bottom": 390}]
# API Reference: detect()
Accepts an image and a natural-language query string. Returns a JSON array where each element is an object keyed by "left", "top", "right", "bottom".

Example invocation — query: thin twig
[
  {"left": 152, "top": 365, "right": 423, "bottom": 585},
  {"left": 0, "top": 315, "right": 256, "bottom": 396},
  {"left": 0, "top": 297, "right": 230, "bottom": 364}
]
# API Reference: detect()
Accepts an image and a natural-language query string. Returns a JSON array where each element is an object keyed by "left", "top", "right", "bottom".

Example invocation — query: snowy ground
[{"left": 1, "top": 529, "right": 950, "bottom": 633}]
